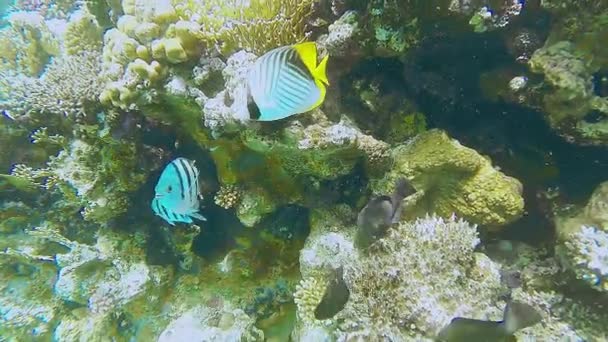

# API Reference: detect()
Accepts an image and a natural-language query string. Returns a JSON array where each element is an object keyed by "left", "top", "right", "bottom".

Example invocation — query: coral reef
[
  {"left": 1, "top": 0, "right": 608, "bottom": 340},
  {"left": 294, "top": 208, "right": 506, "bottom": 340},
  {"left": 555, "top": 181, "right": 608, "bottom": 292},
  {"left": 529, "top": 41, "right": 608, "bottom": 145},
  {"left": 214, "top": 184, "right": 242, "bottom": 210},
  {"left": 0, "top": 10, "right": 60, "bottom": 75},
  {"left": 98, "top": 0, "right": 316, "bottom": 111},
  {"left": 1, "top": 51, "right": 103, "bottom": 119},
  {"left": 158, "top": 305, "right": 264, "bottom": 341},
  {"left": 372, "top": 129, "right": 524, "bottom": 227}
]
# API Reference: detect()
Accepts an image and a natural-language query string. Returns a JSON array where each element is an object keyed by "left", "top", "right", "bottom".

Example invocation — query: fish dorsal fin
[{"left": 293, "top": 42, "right": 318, "bottom": 75}]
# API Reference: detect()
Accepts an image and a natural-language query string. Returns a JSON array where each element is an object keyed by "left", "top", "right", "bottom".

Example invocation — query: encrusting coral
[{"left": 372, "top": 129, "right": 525, "bottom": 227}]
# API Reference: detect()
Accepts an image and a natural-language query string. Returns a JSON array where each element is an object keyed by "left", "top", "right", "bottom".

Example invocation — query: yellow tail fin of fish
[
  {"left": 294, "top": 42, "right": 330, "bottom": 86},
  {"left": 314, "top": 55, "right": 329, "bottom": 86},
  {"left": 294, "top": 42, "right": 317, "bottom": 73}
]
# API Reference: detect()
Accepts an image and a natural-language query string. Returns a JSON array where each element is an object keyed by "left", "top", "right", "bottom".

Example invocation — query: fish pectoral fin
[{"left": 190, "top": 212, "right": 207, "bottom": 221}]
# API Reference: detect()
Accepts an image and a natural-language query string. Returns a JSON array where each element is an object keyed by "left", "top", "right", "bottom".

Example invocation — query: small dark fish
[
  {"left": 355, "top": 178, "right": 416, "bottom": 249},
  {"left": 313, "top": 266, "right": 350, "bottom": 320},
  {"left": 437, "top": 301, "right": 542, "bottom": 342},
  {"left": 500, "top": 269, "right": 522, "bottom": 289}
]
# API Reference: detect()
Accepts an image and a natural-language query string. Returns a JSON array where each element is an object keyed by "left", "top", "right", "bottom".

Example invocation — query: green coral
[
  {"left": 361, "top": 0, "right": 419, "bottom": 57},
  {"left": 528, "top": 9, "right": 608, "bottom": 145},
  {"left": 372, "top": 129, "right": 524, "bottom": 227}
]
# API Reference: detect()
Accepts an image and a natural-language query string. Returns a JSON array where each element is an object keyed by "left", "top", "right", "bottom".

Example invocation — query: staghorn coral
[
  {"left": 1, "top": 51, "right": 103, "bottom": 120},
  {"left": 371, "top": 129, "right": 524, "bottom": 227}
]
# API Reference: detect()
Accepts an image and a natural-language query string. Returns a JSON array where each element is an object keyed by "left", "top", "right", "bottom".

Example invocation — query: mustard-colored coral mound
[{"left": 375, "top": 129, "right": 524, "bottom": 227}]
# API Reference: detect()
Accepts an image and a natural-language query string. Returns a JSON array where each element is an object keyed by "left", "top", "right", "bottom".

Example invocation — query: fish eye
[{"left": 167, "top": 186, "right": 172, "bottom": 192}]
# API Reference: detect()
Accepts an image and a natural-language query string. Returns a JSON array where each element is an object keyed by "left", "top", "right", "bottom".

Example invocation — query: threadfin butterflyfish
[
  {"left": 151, "top": 157, "right": 206, "bottom": 226},
  {"left": 247, "top": 42, "right": 329, "bottom": 121}
]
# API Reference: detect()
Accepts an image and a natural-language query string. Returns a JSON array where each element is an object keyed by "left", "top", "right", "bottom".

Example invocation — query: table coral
[{"left": 372, "top": 129, "right": 524, "bottom": 227}]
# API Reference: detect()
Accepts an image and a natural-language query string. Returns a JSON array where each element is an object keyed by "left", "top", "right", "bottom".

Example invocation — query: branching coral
[
  {"left": 64, "top": 8, "right": 103, "bottom": 55},
  {"left": 1, "top": 51, "right": 103, "bottom": 119},
  {"left": 341, "top": 214, "right": 503, "bottom": 338},
  {"left": 0, "top": 10, "right": 61, "bottom": 75},
  {"left": 372, "top": 129, "right": 524, "bottom": 227},
  {"left": 293, "top": 275, "right": 327, "bottom": 326}
]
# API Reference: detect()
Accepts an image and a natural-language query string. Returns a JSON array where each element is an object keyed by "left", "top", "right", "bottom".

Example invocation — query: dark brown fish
[
  {"left": 437, "top": 301, "right": 542, "bottom": 342},
  {"left": 313, "top": 266, "right": 350, "bottom": 320},
  {"left": 355, "top": 178, "right": 416, "bottom": 249}
]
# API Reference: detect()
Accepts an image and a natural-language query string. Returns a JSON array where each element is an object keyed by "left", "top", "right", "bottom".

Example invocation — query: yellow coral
[
  {"left": 375, "top": 129, "right": 524, "bottom": 227},
  {"left": 293, "top": 275, "right": 327, "bottom": 325},
  {"left": 64, "top": 8, "right": 103, "bottom": 55}
]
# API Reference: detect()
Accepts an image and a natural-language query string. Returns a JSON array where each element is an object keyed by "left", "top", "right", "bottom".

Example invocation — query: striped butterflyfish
[
  {"left": 247, "top": 42, "right": 329, "bottom": 121},
  {"left": 151, "top": 157, "right": 206, "bottom": 226}
]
